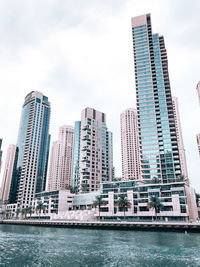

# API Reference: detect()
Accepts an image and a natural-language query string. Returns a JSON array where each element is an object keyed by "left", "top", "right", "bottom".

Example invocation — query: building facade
[
  {"left": 0, "top": 139, "right": 2, "bottom": 174},
  {"left": 196, "top": 134, "right": 200, "bottom": 156},
  {"left": 47, "top": 125, "right": 74, "bottom": 191},
  {"left": 120, "top": 108, "right": 140, "bottom": 180},
  {"left": 0, "top": 145, "right": 16, "bottom": 203},
  {"left": 172, "top": 97, "right": 188, "bottom": 179},
  {"left": 10, "top": 91, "right": 51, "bottom": 208},
  {"left": 38, "top": 180, "right": 198, "bottom": 222},
  {"left": 197, "top": 82, "right": 200, "bottom": 104},
  {"left": 131, "top": 14, "right": 182, "bottom": 183},
  {"left": 73, "top": 107, "right": 113, "bottom": 192},
  {"left": 72, "top": 121, "right": 81, "bottom": 189},
  {"left": 196, "top": 82, "right": 200, "bottom": 156}
]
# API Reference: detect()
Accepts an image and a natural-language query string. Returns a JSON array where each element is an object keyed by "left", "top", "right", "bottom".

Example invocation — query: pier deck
[{"left": 1, "top": 219, "right": 200, "bottom": 232}]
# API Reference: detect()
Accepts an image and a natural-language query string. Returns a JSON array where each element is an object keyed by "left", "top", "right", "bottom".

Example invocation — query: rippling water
[{"left": 0, "top": 224, "right": 200, "bottom": 267}]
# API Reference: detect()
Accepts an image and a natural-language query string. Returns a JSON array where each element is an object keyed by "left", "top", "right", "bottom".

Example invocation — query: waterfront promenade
[{"left": 1, "top": 219, "right": 200, "bottom": 232}]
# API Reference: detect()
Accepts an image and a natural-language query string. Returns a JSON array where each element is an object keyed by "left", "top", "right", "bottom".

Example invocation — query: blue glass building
[
  {"left": 72, "top": 121, "right": 81, "bottom": 189},
  {"left": 9, "top": 91, "right": 51, "bottom": 208},
  {"left": 131, "top": 14, "right": 181, "bottom": 183}
]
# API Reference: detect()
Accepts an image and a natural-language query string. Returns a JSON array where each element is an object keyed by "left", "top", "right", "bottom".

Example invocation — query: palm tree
[
  {"left": 177, "top": 174, "right": 185, "bottom": 182},
  {"left": 115, "top": 195, "right": 132, "bottom": 220},
  {"left": 81, "top": 184, "right": 89, "bottom": 193},
  {"left": 0, "top": 210, "right": 6, "bottom": 219},
  {"left": 21, "top": 208, "right": 27, "bottom": 219},
  {"left": 93, "top": 196, "right": 107, "bottom": 220},
  {"left": 16, "top": 208, "right": 21, "bottom": 219},
  {"left": 36, "top": 201, "right": 45, "bottom": 219},
  {"left": 65, "top": 185, "right": 73, "bottom": 191},
  {"left": 150, "top": 177, "right": 160, "bottom": 184},
  {"left": 148, "top": 195, "right": 164, "bottom": 221},
  {"left": 26, "top": 206, "right": 33, "bottom": 219},
  {"left": 5, "top": 209, "right": 10, "bottom": 219}
]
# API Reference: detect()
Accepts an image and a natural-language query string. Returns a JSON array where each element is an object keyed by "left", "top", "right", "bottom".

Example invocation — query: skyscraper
[
  {"left": 197, "top": 82, "right": 200, "bottom": 104},
  {"left": 172, "top": 97, "right": 188, "bottom": 179},
  {"left": 196, "top": 82, "right": 200, "bottom": 156},
  {"left": 72, "top": 121, "right": 81, "bottom": 189},
  {"left": 0, "top": 145, "right": 16, "bottom": 203},
  {"left": 131, "top": 14, "right": 182, "bottom": 183},
  {"left": 73, "top": 107, "right": 113, "bottom": 192},
  {"left": 47, "top": 125, "right": 74, "bottom": 191},
  {"left": 196, "top": 134, "right": 200, "bottom": 156},
  {"left": 10, "top": 91, "right": 51, "bottom": 208},
  {"left": 120, "top": 108, "right": 140, "bottom": 180},
  {"left": 0, "top": 139, "right": 2, "bottom": 174}
]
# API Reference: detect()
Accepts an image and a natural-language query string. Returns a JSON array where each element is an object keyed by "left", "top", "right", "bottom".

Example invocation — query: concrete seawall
[{"left": 1, "top": 219, "right": 200, "bottom": 232}]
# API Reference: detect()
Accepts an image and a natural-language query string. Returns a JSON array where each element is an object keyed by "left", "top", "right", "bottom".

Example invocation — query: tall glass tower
[
  {"left": 10, "top": 91, "right": 51, "bottom": 208},
  {"left": 131, "top": 14, "right": 181, "bottom": 183},
  {"left": 0, "top": 138, "right": 3, "bottom": 174}
]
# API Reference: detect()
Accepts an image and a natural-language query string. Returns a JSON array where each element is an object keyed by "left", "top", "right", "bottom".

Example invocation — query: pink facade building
[
  {"left": 0, "top": 139, "right": 2, "bottom": 175},
  {"left": 47, "top": 125, "right": 74, "bottom": 191},
  {"left": 196, "top": 134, "right": 200, "bottom": 156},
  {"left": 0, "top": 145, "right": 16, "bottom": 203},
  {"left": 196, "top": 82, "right": 200, "bottom": 156},
  {"left": 172, "top": 97, "right": 188, "bottom": 179},
  {"left": 197, "top": 82, "right": 200, "bottom": 104},
  {"left": 78, "top": 107, "right": 113, "bottom": 192},
  {"left": 120, "top": 108, "right": 140, "bottom": 180}
]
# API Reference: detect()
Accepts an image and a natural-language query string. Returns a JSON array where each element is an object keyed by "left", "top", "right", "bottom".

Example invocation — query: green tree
[
  {"left": 65, "top": 185, "right": 73, "bottom": 191},
  {"left": 115, "top": 195, "right": 132, "bottom": 220},
  {"left": 26, "top": 206, "right": 33, "bottom": 219},
  {"left": 21, "top": 208, "right": 27, "bottom": 219},
  {"left": 65, "top": 185, "right": 78, "bottom": 194},
  {"left": 81, "top": 184, "right": 89, "bottom": 193},
  {"left": 36, "top": 201, "right": 45, "bottom": 219},
  {"left": 93, "top": 196, "right": 107, "bottom": 220},
  {"left": 147, "top": 196, "right": 164, "bottom": 221},
  {"left": 177, "top": 175, "right": 185, "bottom": 182},
  {"left": 0, "top": 210, "right": 6, "bottom": 219},
  {"left": 16, "top": 208, "right": 21, "bottom": 219},
  {"left": 150, "top": 177, "right": 161, "bottom": 184},
  {"left": 5, "top": 209, "right": 10, "bottom": 219}
]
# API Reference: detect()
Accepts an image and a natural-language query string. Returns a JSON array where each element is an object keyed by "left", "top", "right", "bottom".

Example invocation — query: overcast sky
[{"left": 0, "top": 0, "right": 199, "bottom": 191}]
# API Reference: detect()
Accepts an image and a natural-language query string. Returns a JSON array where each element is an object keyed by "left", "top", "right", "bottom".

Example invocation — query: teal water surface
[{"left": 0, "top": 224, "right": 200, "bottom": 267}]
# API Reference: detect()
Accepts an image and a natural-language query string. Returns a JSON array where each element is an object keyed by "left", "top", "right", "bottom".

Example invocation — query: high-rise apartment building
[
  {"left": 10, "top": 91, "right": 50, "bottom": 208},
  {"left": 172, "top": 97, "right": 188, "bottom": 179},
  {"left": 131, "top": 14, "right": 182, "bottom": 183},
  {"left": 72, "top": 107, "right": 113, "bottom": 192},
  {"left": 120, "top": 108, "right": 140, "bottom": 180},
  {"left": 196, "top": 82, "right": 200, "bottom": 156},
  {"left": 0, "top": 145, "right": 16, "bottom": 203},
  {"left": 47, "top": 125, "right": 74, "bottom": 191},
  {"left": 197, "top": 82, "right": 200, "bottom": 104},
  {"left": 72, "top": 121, "right": 81, "bottom": 189},
  {"left": 197, "top": 134, "right": 200, "bottom": 156},
  {"left": 0, "top": 139, "right": 2, "bottom": 174}
]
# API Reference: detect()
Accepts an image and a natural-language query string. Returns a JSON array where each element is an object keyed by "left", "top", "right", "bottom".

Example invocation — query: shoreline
[{"left": 1, "top": 219, "right": 200, "bottom": 233}]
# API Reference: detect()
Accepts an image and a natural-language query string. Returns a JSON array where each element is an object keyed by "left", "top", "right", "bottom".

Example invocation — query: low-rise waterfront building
[
  {"left": 31, "top": 181, "right": 198, "bottom": 222},
  {"left": 31, "top": 190, "right": 74, "bottom": 218}
]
